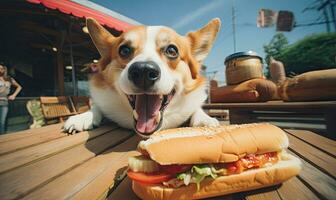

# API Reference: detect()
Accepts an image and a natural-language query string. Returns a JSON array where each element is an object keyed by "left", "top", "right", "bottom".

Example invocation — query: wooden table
[
  {"left": 203, "top": 101, "right": 336, "bottom": 139},
  {"left": 0, "top": 123, "right": 335, "bottom": 200}
]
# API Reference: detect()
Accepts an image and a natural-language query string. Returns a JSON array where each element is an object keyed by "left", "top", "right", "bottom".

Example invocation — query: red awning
[{"left": 27, "top": 0, "right": 134, "bottom": 32}]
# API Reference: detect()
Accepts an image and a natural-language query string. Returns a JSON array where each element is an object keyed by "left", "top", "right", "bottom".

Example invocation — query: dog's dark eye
[
  {"left": 164, "top": 44, "right": 179, "bottom": 59},
  {"left": 119, "top": 45, "right": 133, "bottom": 58}
]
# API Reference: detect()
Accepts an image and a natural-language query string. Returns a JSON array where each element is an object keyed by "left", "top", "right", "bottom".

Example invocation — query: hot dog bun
[
  {"left": 132, "top": 154, "right": 301, "bottom": 200},
  {"left": 139, "top": 123, "right": 288, "bottom": 165}
]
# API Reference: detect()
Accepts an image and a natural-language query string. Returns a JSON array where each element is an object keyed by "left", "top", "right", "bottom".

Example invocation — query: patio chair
[{"left": 40, "top": 96, "right": 77, "bottom": 124}]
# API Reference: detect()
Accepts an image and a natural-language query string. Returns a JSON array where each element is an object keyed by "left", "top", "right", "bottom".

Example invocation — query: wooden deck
[
  {"left": 0, "top": 123, "right": 335, "bottom": 200},
  {"left": 203, "top": 101, "right": 336, "bottom": 139}
]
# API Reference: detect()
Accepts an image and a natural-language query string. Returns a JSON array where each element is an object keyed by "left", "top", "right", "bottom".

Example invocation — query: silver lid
[{"left": 225, "top": 51, "right": 263, "bottom": 64}]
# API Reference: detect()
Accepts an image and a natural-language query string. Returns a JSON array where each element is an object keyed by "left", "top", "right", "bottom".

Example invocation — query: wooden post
[
  {"left": 69, "top": 21, "right": 78, "bottom": 96},
  {"left": 55, "top": 31, "right": 66, "bottom": 96},
  {"left": 70, "top": 44, "right": 77, "bottom": 96},
  {"left": 56, "top": 51, "right": 65, "bottom": 95}
]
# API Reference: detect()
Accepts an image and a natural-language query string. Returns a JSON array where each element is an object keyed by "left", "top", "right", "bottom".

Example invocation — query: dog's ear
[
  {"left": 186, "top": 18, "right": 221, "bottom": 79},
  {"left": 187, "top": 18, "right": 221, "bottom": 63},
  {"left": 86, "top": 18, "right": 115, "bottom": 58}
]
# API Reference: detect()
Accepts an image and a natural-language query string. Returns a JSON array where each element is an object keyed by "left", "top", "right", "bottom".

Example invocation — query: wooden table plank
[
  {"left": 0, "top": 125, "right": 117, "bottom": 174},
  {"left": 0, "top": 125, "right": 66, "bottom": 156},
  {"left": 0, "top": 123, "right": 62, "bottom": 144},
  {"left": 287, "top": 133, "right": 336, "bottom": 178},
  {"left": 0, "top": 129, "right": 133, "bottom": 200},
  {"left": 288, "top": 150, "right": 336, "bottom": 200},
  {"left": 72, "top": 136, "right": 140, "bottom": 200},
  {"left": 244, "top": 192, "right": 281, "bottom": 200},
  {"left": 276, "top": 177, "right": 320, "bottom": 200},
  {"left": 286, "top": 129, "right": 336, "bottom": 157},
  {"left": 22, "top": 134, "right": 140, "bottom": 200}
]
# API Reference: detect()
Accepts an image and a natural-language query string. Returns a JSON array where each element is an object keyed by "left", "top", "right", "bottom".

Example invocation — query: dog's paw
[
  {"left": 190, "top": 110, "right": 219, "bottom": 127},
  {"left": 63, "top": 112, "right": 95, "bottom": 133}
]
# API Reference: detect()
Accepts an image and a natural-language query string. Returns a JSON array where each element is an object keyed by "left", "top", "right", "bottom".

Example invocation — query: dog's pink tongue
[{"left": 135, "top": 94, "right": 162, "bottom": 134}]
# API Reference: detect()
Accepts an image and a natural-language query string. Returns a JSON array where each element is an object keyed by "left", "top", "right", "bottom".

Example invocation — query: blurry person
[{"left": 0, "top": 64, "right": 22, "bottom": 134}]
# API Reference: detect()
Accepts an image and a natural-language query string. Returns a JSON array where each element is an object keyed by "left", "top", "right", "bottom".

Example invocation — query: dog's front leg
[
  {"left": 63, "top": 104, "right": 103, "bottom": 133},
  {"left": 190, "top": 108, "right": 219, "bottom": 127}
]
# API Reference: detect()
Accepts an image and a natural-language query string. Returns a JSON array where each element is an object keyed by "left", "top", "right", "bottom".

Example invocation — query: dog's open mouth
[{"left": 126, "top": 89, "right": 175, "bottom": 137}]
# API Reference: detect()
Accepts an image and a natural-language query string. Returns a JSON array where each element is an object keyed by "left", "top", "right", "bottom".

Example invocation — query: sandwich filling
[{"left": 128, "top": 151, "right": 288, "bottom": 190}]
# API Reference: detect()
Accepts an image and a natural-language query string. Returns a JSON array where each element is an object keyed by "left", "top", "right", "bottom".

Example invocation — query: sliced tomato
[
  {"left": 127, "top": 170, "right": 172, "bottom": 184},
  {"left": 226, "top": 163, "right": 237, "bottom": 174},
  {"left": 160, "top": 164, "right": 192, "bottom": 174},
  {"left": 227, "top": 160, "right": 244, "bottom": 174}
]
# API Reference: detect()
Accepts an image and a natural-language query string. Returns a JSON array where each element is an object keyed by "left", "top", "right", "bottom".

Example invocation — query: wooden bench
[
  {"left": 0, "top": 123, "right": 334, "bottom": 199},
  {"left": 38, "top": 96, "right": 91, "bottom": 125},
  {"left": 40, "top": 96, "right": 77, "bottom": 124},
  {"left": 203, "top": 100, "right": 336, "bottom": 140}
]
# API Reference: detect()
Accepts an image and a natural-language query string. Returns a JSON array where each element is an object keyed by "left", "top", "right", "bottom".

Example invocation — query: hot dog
[{"left": 127, "top": 123, "right": 301, "bottom": 200}]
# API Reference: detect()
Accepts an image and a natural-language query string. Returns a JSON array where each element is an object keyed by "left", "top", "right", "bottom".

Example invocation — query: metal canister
[{"left": 225, "top": 51, "right": 263, "bottom": 85}]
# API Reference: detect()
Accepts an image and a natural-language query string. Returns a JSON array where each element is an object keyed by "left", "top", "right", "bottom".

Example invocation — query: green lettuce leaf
[
  {"left": 177, "top": 164, "right": 218, "bottom": 190},
  {"left": 177, "top": 173, "right": 186, "bottom": 180}
]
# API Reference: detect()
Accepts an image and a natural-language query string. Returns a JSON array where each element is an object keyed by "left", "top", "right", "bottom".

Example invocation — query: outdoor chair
[{"left": 40, "top": 96, "right": 77, "bottom": 124}]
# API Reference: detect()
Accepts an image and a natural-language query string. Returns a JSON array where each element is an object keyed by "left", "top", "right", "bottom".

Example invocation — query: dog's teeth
[
  {"left": 133, "top": 110, "right": 139, "bottom": 120},
  {"left": 159, "top": 95, "right": 163, "bottom": 100},
  {"left": 155, "top": 112, "right": 161, "bottom": 123}
]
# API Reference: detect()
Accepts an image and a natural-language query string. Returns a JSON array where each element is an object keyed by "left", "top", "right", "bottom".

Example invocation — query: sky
[{"left": 91, "top": 0, "right": 328, "bottom": 83}]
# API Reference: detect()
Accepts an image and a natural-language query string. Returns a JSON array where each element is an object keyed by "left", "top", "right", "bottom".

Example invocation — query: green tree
[
  {"left": 263, "top": 33, "right": 289, "bottom": 65},
  {"left": 275, "top": 33, "right": 336, "bottom": 76}
]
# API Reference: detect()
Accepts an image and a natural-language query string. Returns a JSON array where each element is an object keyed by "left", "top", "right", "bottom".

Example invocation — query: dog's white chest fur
[{"left": 90, "top": 84, "right": 133, "bottom": 129}]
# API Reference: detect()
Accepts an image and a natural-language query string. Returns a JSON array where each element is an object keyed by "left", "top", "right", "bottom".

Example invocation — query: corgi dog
[{"left": 64, "top": 18, "right": 221, "bottom": 137}]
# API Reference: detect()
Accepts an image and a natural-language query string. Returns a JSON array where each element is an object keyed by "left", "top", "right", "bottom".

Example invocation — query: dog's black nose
[{"left": 128, "top": 61, "right": 161, "bottom": 89}]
